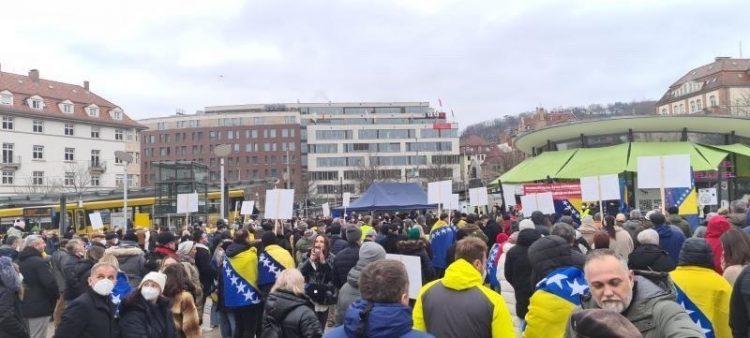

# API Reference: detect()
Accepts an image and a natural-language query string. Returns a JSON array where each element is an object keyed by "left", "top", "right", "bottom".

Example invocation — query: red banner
[
  {"left": 523, "top": 183, "right": 581, "bottom": 199},
  {"left": 432, "top": 122, "right": 453, "bottom": 129}
]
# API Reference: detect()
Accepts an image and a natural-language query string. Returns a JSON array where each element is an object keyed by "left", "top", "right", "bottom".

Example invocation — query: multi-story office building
[
  {"left": 204, "top": 102, "right": 461, "bottom": 201},
  {"left": 138, "top": 111, "right": 303, "bottom": 194},
  {"left": 0, "top": 68, "right": 145, "bottom": 196}
]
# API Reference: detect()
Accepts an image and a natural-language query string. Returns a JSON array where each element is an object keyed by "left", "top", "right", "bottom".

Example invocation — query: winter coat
[
  {"left": 53, "top": 288, "right": 118, "bottom": 338},
  {"left": 622, "top": 219, "right": 644, "bottom": 243},
  {"left": 299, "top": 255, "right": 335, "bottom": 307},
  {"left": 730, "top": 265, "right": 750, "bottom": 336},
  {"left": 504, "top": 229, "right": 541, "bottom": 319},
  {"left": 329, "top": 235, "right": 348, "bottom": 256},
  {"left": 295, "top": 236, "right": 314, "bottom": 265},
  {"left": 119, "top": 294, "right": 177, "bottom": 338},
  {"left": 0, "top": 280, "right": 27, "bottom": 337},
  {"left": 0, "top": 246, "right": 19, "bottom": 261},
  {"left": 332, "top": 244, "right": 359, "bottom": 289},
  {"left": 527, "top": 235, "right": 583, "bottom": 287},
  {"left": 569, "top": 276, "right": 704, "bottom": 338},
  {"left": 106, "top": 241, "right": 146, "bottom": 289},
  {"left": 326, "top": 299, "right": 433, "bottom": 338},
  {"left": 463, "top": 223, "right": 489, "bottom": 243},
  {"left": 706, "top": 215, "right": 732, "bottom": 274},
  {"left": 6, "top": 227, "right": 24, "bottom": 240},
  {"left": 496, "top": 242, "right": 520, "bottom": 329},
  {"left": 18, "top": 247, "right": 58, "bottom": 318},
  {"left": 608, "top": 226, "right": 634, "bottom": 260},
  {"left": 334, "top": 243, "right": 386, "bottom": 326},
  {"left": 145, "top": 245, "right": 175, "bottom": 273},
  {"left": 64, "top": 258, "right": 95, "bottom": 301},
  {"left": 169, "top": 291, "right": 201, "bottom": 338},
  {"left": 193, "top": 244, "right": 215, "bottom": 296},
  {"left": 668, "top": 214, "right": 692, "bottom": 237},
  {"left": 396, "top": 239, "right": 435, "bottom": 284},
  {"left": 578, "top": 222, "right": 598, "bottom": 246},
  {"left": 376, "top": 234, "right": 403, "bottom": 254},
  {"left": 654, "top": 224, "right": 686, "bottom": 264},
  {"left": 627, "top": 244, "right": 676, "bottom": 272},
  {"left": 413, "top": 259, "right": 515, "bottom": 338},
  {"left": 50, "top": 248, "right": 78, "bottom": 293},
  {"left": 482, "top": 220, "right": 501, "bottom": 248},
  {"left": 180, "top": 261, "right": 204, "bottom": 310},
  {"left": 728, "top": 212, "right": 747, "bottom": 228},
  {"left": 670, "top": 265, "right": 732, "bottom": 338},
  {"left": 264, "top": 290, "right": 322, "bottom": 338}
]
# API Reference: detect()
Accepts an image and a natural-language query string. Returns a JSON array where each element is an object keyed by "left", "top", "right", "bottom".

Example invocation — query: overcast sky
[{"left": 1, "top": 0, "right": 748, "bottom": 127}]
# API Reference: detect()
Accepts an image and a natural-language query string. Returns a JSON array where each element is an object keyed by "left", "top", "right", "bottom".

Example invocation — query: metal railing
[
  {"left": 0, "top": 155, "right": 21, "bottom": 169},
  {"left": 88, "top": 160, "right": 107, "bottom": 173}
]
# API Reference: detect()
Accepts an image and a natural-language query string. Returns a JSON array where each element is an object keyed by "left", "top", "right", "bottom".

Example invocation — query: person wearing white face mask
[
  {"left": 53, "top": 262, "right": 119, "bottom": 338},
  {"left": 119, "top": 271, "right": 178, "bottom": 338}
]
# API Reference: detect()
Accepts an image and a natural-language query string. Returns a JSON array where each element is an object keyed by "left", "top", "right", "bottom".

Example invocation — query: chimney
[
  {"left": 29, "top": 69, "right": 40, "bottom": 83},
  {"left": 83, "top": 80, "right": 89, "bottom": 91}
]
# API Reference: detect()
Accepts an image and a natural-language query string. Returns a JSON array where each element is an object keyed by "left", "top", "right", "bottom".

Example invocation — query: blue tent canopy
[{"left": 334, "top": 182, "right": 437, "bottom": 212}]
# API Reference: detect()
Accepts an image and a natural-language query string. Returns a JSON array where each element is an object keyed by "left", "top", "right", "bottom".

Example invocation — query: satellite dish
[{"left": 213, "top": 144, "right": 231, "bottom": 157}]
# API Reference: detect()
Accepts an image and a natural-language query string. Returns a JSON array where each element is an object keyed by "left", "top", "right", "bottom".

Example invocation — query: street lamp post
[
  {"left": 213, "top": 144, "right": 232, "bottom": 221},
  {"left": 114, "top": 151, "right": 134, "bottom": 231}
]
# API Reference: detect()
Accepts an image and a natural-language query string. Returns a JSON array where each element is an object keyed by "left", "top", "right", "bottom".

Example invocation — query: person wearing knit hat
[
  {"left": 570, "top": 309, "right": 642, "bottom": 338},
  {"left": 397, "top": 226, "right": 435, "bottom": 289},
  {"left": 119, "top": 271, "right": 177, "bottom": 337},
  {"left": 518, "top": 219, "right": 536, "bottom": 231},
  {"left": 332, "top": 226, "right": 362, "bottom": 290},
  {"left": 334, "top": 242, "right": 387, "bottom": 325},
  {"left": 627, "top": 229, "right": 676, "bottom": 273}
]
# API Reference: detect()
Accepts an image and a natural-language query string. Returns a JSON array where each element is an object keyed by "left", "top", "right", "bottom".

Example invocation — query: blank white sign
[
  {"left": 501, "top": 184, "right": 519, "bottom": 207},
  {"left": 469, "top": 187, "right": 489, "bottom": 206},
  {"left": 520, "top": 192, "right": 555, "bottom": 216},
  {"left": 428, "top": 180, "right": 452, "bottom": 205},
  {"left": 386, "top": 254, "right": 422, "bottom": 299},
  {"left": 265, "top": 189, "right": 295, "bottom": 220},
  {"left": 240, "top": 200, "right": 255, "bottom": 215},
  {"left": 580, "top": 174, "right": 621, "bottom": 202},
  {"left": 89, "top": 212, "right": 104, "bottom": 230},
  {"left": 322, "top": 202, "right": 331, "bottom": 217},
  {"left": 342, "top": 192, "right": 351, "bottom": 208},
  {"left": 637, "top": 155, "right": 691, "bottom": 189},
  {"left": 177, "top": 193, "right": 199, "bottom": 214}
]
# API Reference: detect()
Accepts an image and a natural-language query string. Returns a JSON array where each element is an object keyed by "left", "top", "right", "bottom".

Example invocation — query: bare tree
[
  {"left": 14, "top": 175, "right": 61, "bottom": 196},
  {"left": 63, "top": 162, "right": 94, "bottom": 197},
  {"left": 733, "top": 93, "right": 750, "bottom": 117},
  {"left": 352, "top": 154, "right": 381, "bottom": 193}
]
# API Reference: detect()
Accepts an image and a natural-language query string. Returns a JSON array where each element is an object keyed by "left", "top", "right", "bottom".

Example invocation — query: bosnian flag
[
  {"left": 258, "top": 244, "right": 296, "bottom": 287},
  {"left": 222, "top": 248, "right": 261, "bottom": 308},
  {"left": 430, "top": 222, "right": 457, "bottom": 269}
]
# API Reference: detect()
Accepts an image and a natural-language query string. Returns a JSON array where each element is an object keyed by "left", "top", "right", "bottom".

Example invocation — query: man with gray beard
[{"left": 565, "top": 249, "right": 703, "bottom": 338}]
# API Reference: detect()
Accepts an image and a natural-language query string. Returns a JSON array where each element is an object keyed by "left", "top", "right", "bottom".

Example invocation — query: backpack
[{"left": 261, "top": 303, "right": 304, "bottom": 338}]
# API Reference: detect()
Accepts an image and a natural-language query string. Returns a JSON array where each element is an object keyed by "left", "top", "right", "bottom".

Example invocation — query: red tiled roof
[
  {"left": 0, "top": 70, "right": 145, "bottom": 129},
  {"left": 658, "top": 58, "right": 750, "bottom": 103}
]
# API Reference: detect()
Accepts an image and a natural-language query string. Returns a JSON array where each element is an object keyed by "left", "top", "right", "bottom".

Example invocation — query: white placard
[
  {"left": 240, "top": 201, "right": 255, "bottom": 215},
  {"left": 89, "top": 212, "right": 104, "bottom": 230},
  {"left": 342, "top": 192, "right": 351, "bottom": 208},
  {"left": 444, "top": 193, "right": 460, "bottom": 210},
  {"left": 265, "top": 189, "right": 295, "bottom": 220},
  {"left": 322, "top": 202, "right": 331, "bottom": 217},
  {"left": 580, "top": 174, "right": 621, "bottom": 202},
  {"left": 428, "top": 180, "right": 452, "bottom": 205},
  {"left": 177, "top": 193, "right": 199, "bottom": 214},
  {"left": 469, "top": 187, "right": 489, "bottom": 206},
  {"left": 501, "top": 184, "right": 519, "bottom": 207},
  {"left": 520, "top": 192, "right": 555, "bottom": 217},
  {"left": 386, "top": 254, "right": 422, "bottom": 299},
  {"left": 698, "top": 188, "right": 718, "bottom": 206},
  {"left": 637, "top": 155, "right": 691, "bottom": 189}
]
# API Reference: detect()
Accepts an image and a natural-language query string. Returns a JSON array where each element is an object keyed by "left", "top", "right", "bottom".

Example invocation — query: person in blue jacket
[{"left": 649, "top": 211, "right": 685, "bottom": 263}]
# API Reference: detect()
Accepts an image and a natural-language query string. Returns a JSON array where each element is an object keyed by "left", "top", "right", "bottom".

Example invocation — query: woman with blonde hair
[{"left": 262, "top": 268, "right": 322, "bottom": 338}]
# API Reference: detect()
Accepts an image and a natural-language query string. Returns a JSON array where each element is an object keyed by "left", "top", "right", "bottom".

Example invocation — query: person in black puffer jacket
[
  {"left": 396, "top": 227, "right": 435, "bottom": 284},
  {"left": 627, "top": 229, "right": 676, "bottom": 272},
  {"left": 527, "top": 235, "right": 583, "bottom": 287},
  {"left": 332, "top": 227, "right": 361, "bottom": 289},
  {"left": 327, "top": 223, "right": 348, "bottom": 256},
  {"left": 64, "top": 244, "right": 106, "bottom": 302},
  {"left": 0, "top": 256, "right": 28, "bottom": 338},
  {"left": 119, "top": 271, "right": 177, "bottom": 338},
  {"left": 18, "top": 236, "right": 59, "bottom": 337},
  {"left": 504, "top": 224, "right": 541, "bottom": 320},
  {"left": 376, "top": 223, "right": 404, "bottom": 254},
  {"left": 263, "top": 268, "right": 323, "bottom": 338},
  {"left": 731, "top": 264, "right": 750, "bottom": 336}
]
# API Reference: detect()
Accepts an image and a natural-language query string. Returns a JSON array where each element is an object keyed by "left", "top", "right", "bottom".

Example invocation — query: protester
[
  {"left": 0, "top": 235, "right": 21, "bottom": 261},
  {"left": 0, "top": 256, "right": 27, "bottom": 337},
  {"left": 481, "top": 214, "right": 501, "bottom": 248},
  {"left": 7, "top": 219, "right": 25, "bottom": 239},
  {"left": 98, "top": 253, "right": 133, "bottom": 316},
  {"left": 146, "top": 231, "right": 178, "bottom": 272},
  {"left": 162, "top": 263, "right": 201, "bottom": 338},
  {"left": 332, "top": 226, "right": 361, "bottom": 289},
  {"left": 397, "top": 227, "right": 435, "bottom": 284},
  {"left": 334, "top": 242, "right": 386, "bottom": 325},
  {"left": 462, "top": 214, "right": 489, "bottom": 243},
  {"left": 19, "top": 235, "right": 57, "bottom": 338},
  {"left": 65, "top": 244, "right": 105, "bottom": 301},
  {"left": 360, "top": 216, "right": 375, "bottom": 242},
  {"left": 258, "top": 231, "right": 296, "bottom": 297},
  {"left": 622, "top": 209, "right": 645, "bottom": 241},
  {"left": 485, "top": 233, "right": 508, "bottom": 291},
  {"left": 429, "top": 213, "right": 456, "bottom": 277},
  {"left": 530, "top": 211, "right": 551, "bottom": 236},
  {"left": 669, "top": 238, "right": 731, "bottom": 337},
  {"left": 377, "top": 222, "right": 403, "bottom": 254},
  {"left": 720, "top": 228, "right": 750, "bottom": 284},
  {"left": 106, "top": 229, "right": 147, "bottom": 289},
  {"left": 504, "top": 220, "right": 541, "bottom": 321},
  {"left": 602, "top": 215, "right": 634, "bottom": 258},
  {"left": 328, "top": 223, "right": 348, "bottom": 255},
  {"left": 221, "top": 228, "right": 262, "bottom": 338},
  {"left": 650, "top": 211, "right": 686, "bottom": 263},
  {"left": 568, "top": 309, "right": 642, "bottom": 338},
  {"left": 627, "top": 229, "right": 676, "bottom": 272},
  {"left": 54, "top": 262, "right": 119, "bottom": 338},
  {"left": 175, "top": 240, "right": 205, "bottom": 314},
  {"left": 495, "top": 232, "right": 519, "bottom": 328},
  {"left": 300, "top": 234, "right": 336, "bottom": 328},
  {"left": 730, "top": 265, "right": 750, "bottom": 336},
  {"left": 578, "top": 215, "right": 598, "bottom": 246},
  {"left": 413, "top": 237, "right": 515, "bottom": 338},
  {"left": 296, "top": 228, "right": 316, "bottom": 265},
  {"left": 119, "top": 271, "right": 177, "bottom": 338},
  {"left": 570, "top": 249, "right": 702, "bottom": 337},
  {"left": 51, "top": 238, "right": 83, "bottom": 324},
  {"left": 550, "top": 223, "right": 587, "bottom": 266},
  {"left": 524, "top": 235, "right": 586, "bottom": 337},
  {"left": 592, "top": 231, "right": 610, "bottom": 249},
  {"left": 666, "top": 206, "right": 692, "bottom": 238},
  {"left": 263, "top": 268, "right": 323, "bottom": 338},
  {"left": 327, "top": 260, "right": 432, "bottom": 338},
  {"left": 192, "top": 230, "right": 215, "bottom": 304},
  {"left": 705, "top": 214, "right": 732, "bottom": 274},
  {"left": 728, "top": 200, "right": 748, "bottom": 228}
]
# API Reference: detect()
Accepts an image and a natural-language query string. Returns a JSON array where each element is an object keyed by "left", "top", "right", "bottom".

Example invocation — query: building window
[
  {"left": 33, "top": 120, "right": 43, "bottom": 133},
  {"left": 110, "top": 109, "right": 123, "bottom": 120},
  {"left": 32, "top": 171, "right": 44, "bottom": 185},
  {"left": 64, "top": 123, "right": 74, "bottom": 135},
  {"left": 59, "top": 100, "right": 74, "bottom": 114},
  {"left": 1, "top": 143, "right": 13, "bottom": 163},
  {"left": 32, "top": 145, "right": 44, "bottom": 160},
  {"left": 1, "top": 116, "right": 13, "bottom": 130},
  {"left": 1, "top": 171, "right": 13, "bottom": 184},
  {"left": 65, "top": 148, "right": 75, "bottom": 161},
  {"left": 697, "top": 99, "right": 702, "bottom": 110},
  {"left": 91, "top": 175, "right": 100, "bottom": 187},
  {"left": 115, "top": 129, "right": 123, "bottom": 140},
  {"left": 91, "top": 150, "right": 101, "bottom": 166},
  {"left": 28, "top": 96, "right": 44, "bottom": 110},
  {"left": 710, "top": 95, "right": 717, "bottom": 107},
  {"left": 115, "top": 174, "right": 124, "bottom": 188},
  {"left": 64, "top": 172, "right": 74, "bottom": 186},
  {"left": 156, "top": 122, "right": 166, "bottom": 130},
  {"left": 0, "top": 91, "right": 12, "bottom": 106},
  {"left": 690, "top": 101, "right": 696, "bottom": 112},
  {"left": 91, "top": 126, "right": 100, "bottom": 138},
  {"left": 86, "top": 105, "right": 100, "bottom": 117}
]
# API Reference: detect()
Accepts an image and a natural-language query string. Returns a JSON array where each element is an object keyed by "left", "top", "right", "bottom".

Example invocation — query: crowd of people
[{"left": 0, "top": 201, "right": 749, "bottom": 337}]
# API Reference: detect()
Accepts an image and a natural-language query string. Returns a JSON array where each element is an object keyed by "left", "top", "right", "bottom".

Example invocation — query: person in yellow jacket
[
  {"left": 360, "top": 215, "right": 375, "bottom": 241},
  {"left": 669, "top": 238, "right": 732, "bottom": 338},
  {"left": 413, "top": 237, "right": 515, "bottom": 338}
]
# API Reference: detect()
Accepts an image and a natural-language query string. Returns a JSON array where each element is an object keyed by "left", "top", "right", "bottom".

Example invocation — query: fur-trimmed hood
[{"left": 105, "top": 246, "right": 144, "bottom": 258}]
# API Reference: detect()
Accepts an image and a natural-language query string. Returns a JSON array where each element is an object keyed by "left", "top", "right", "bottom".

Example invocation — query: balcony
[
  {"left": 89, "top": 160, "right": 107, "bottom": 174},
  {"left": 0, "top": 155, "right": 21, "bottom": 170}
]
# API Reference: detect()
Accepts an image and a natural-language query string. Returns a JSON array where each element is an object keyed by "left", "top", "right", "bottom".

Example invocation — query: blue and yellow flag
[
  {"left": 258, "top": 244, "right": 296, "bottom": 287},
  {"left": 485, "top": 243, "right": 501, "bottom": 289},
  {"left": 222, "top": 247, "right": 261, "bottom": 308},
  {"left": 524, "top": 266, "right": 588, "bottom": 338},
  {"left": 430, "top": 222, "right": 457, "bottom": 269},
  {"left": 671, "top": 266, "right": 731, "bottom": 338}
]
